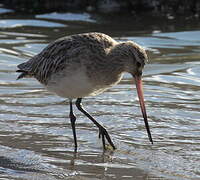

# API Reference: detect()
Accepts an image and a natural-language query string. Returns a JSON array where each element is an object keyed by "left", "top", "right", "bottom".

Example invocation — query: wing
[{"left": 17, "top": 32, "right": 117, "bottom": 84}]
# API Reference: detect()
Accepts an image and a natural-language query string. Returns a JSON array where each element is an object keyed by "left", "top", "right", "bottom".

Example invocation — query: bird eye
[{"left": 136, "top": 62, "right": 141, "bottom": 67}]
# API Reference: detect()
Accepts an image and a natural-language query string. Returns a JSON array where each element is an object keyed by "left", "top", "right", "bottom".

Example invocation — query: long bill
[{"left": 134, "top": 75, "right": 153, "bottom": 144}]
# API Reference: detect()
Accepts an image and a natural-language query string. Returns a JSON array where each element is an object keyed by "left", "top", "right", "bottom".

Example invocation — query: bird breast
[{"left": 45, "top": 67, "right": 123, "bottom": 99}]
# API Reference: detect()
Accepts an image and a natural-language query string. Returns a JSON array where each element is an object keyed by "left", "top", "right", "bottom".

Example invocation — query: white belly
[{"left": 46, "top": 69, "right": 111, "bottom": 99}]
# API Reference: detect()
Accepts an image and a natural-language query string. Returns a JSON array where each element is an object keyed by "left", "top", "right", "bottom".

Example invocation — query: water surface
[{"left": 0, "top": 9, "right": 200, "bottom": 179}]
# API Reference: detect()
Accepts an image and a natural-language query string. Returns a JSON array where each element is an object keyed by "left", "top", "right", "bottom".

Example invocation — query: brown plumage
[{"left": 17, "top": 32, "right": 153, "bottom": 151}]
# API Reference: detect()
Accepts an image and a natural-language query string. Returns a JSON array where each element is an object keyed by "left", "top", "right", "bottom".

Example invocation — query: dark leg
[
  {"left": 75, "top": 98, "right": 116, "bottom": 150},
  {"left": 69, "top": 100, "right": 77, "bottom": 152}
]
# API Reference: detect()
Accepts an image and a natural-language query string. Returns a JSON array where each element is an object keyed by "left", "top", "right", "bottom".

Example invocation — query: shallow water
[{"left": 0, "top": 9, "right": 200, "bottom": 179}]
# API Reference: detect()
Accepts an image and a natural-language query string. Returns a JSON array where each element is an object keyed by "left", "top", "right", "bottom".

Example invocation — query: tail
[{"left": 16, "top": 70, "right": 29, "bottom": 80}]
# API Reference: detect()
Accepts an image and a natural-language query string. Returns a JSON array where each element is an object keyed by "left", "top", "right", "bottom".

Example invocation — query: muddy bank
[{"left": 1, "top": 0, "right": 200, "bottom": 16}]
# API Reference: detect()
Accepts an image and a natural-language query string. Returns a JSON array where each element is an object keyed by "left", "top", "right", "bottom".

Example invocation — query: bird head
[{"left": 120, "top": 41, "right": 148, "bottom": 75}]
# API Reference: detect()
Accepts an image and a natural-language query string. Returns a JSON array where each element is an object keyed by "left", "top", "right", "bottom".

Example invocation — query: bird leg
[
  {"left": 69, "top": 100, "right": 77, "bottom": 152},
  {"left": 75, "top": 98, "right": 116, "bottom": 150}
]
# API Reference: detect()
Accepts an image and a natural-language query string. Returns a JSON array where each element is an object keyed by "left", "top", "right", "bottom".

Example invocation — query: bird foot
[{"left": 98, "top": 126, "right": 116, "bottom": 150}]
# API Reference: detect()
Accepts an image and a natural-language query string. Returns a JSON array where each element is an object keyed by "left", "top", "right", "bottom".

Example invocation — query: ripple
[
  {"left": 36, "top": 12, "right": 96, "bottom": 23},
  {"left": 0, "top": 47, "right": 20, "bottom": 56},
  {"left": 1, "top": 31, "right": 47, "bottom": 38},
  {"left": 0, "top": 7, "right": 13, "bottom": 14},
  {"left": 0, "top": 19, "right": 65, "bottom": 28},
  {"left": 154, "top": 30, "right": 200, "bottom": 42}
]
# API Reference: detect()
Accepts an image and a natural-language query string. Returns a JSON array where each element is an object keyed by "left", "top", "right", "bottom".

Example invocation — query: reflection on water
[{"left": 0, "top": 8, "right": 200, "bottom": 180}]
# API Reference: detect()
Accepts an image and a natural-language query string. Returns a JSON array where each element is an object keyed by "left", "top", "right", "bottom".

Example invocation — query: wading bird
[{"left": 16, "top": 32, "right": 153, "bottom": 151}]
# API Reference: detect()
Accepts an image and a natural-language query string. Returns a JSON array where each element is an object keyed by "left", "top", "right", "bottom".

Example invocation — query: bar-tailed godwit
[{"left": 17, "top": 32, "right": 153, "bottom": 151}]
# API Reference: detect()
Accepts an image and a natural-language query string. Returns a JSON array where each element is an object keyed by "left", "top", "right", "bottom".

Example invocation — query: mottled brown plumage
[
  {"left": 17, "top": 32, "right": 146, "bottom": 86},
  {"left": 17, "top": 32, "right": 152, "bottom": 151}
]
